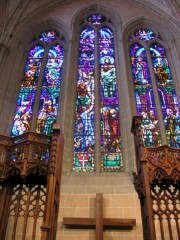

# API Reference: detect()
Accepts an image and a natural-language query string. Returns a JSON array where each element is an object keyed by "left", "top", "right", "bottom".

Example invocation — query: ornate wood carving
[
  {"left": 0, "top": 132, "right": 51, "bottom": 186},
  {"left": 4, "top": 184, "right": 47, "bottom": 240},
  {"left": 132, "top": 116, "right": 180, "bottom": 240},
  {"left": 0, "top": 125, "right": 63, "bottom": 240},
  {"left": 144, "top": 146, "right": 180, "bottom": 183}
]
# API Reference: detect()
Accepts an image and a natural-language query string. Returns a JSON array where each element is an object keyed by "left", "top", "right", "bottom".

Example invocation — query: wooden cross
[{"left": 63, "top": 193, "right": 136, "bottom": 240}]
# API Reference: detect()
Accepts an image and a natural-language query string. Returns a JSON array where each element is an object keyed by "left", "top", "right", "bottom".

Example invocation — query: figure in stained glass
[
  {"left": 24, "top": 59, "right": 40, "bottom": 86},
  {"left": 12, "top": 31, "right": 65, "bottom": 137},
  {"left": 130, "top": 29, "right": 180, "bottom": 148},
  {"left": 129, "top": 41, "right": 161, "bottom": 146},
  {"left": 11, "top": 45, "right": 44, "bottom": 137},
  {"left": 135, "top": 56, "right": 148, "bottom": 84},
  {"left": 164, "top": 108, "right": 176, "bottom": 145},
  {"left": 101, "top": 57, "right": 116, "bottom": 97},
  {"left": 73, "top": 25, "right": 95, "bottom": 171},
  {"left": 73, "top": 16, "right": 122, "bottom": 172},
  {"left": 99, "top": 26, "right": 122, "bottom": 171},
  {"left": 150, "top": 42, "right": 180, "bottom": 147},
  {"left": 36, "top": 43, "right": 64, "bottom": 135},
  {"left": 153, "top": 57, "right": 169, "bottom": 85}
]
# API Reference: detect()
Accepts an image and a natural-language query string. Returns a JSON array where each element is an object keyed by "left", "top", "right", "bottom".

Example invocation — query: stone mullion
[
  {"left": 146, "top": 49, "right": 167, "bottom": 145},
  {"left": 94, "top": 28, "right": 101, "bottom": 172},
  {"left": 30, "top": 50, "right": 48, "bottom": 132},
  {"left": 56, "top": 42, "right": 65, "bottom": 123}
]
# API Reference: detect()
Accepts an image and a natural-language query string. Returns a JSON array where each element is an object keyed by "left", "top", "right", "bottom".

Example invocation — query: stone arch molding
[
  {"left": 13, "top": 18, "right": 69, "bottom": 48},
  {"left": 0, "top": 18, "right": 69, "bottom": 137},
  {"left": 70, "top": 3, "right": 122, "bottom": 30},
  {"left": 66, "top": 3, "right": 123, "bottom": 110},
  {"left": 122, "top": 16, "right": 180, "bottom": 89},
  {"left": 122, "top": 16, "right": 176, "bottom": 45}
]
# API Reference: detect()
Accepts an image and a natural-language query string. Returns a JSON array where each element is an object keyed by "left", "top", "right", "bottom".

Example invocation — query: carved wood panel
[
  {"left": 151, "top": 180, "right": 180, "bottom": 240},
  {"left": 5, "top": 184, "right": 47, "bottom": 240},
  {"left": 132, "top": 116, "right": 180, "bottom": 240}
]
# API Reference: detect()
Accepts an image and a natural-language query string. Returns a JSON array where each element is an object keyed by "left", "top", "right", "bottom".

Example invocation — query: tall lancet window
[
  {"left": 129, "top": 29, "right": 180, "bottom": 147},
  {"left": 73, "top": 14, "right": 122, "bottom": 172},
  {"left": 11, "top": 30, "right": 65, "bottom": 137}
]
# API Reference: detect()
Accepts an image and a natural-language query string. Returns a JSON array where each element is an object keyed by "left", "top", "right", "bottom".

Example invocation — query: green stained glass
[
  {"left": 12, "top": 31, "right": 65, "bottom": 138},
  {"left": 73, "top": 15, "right": 123, "bottom": 172},
  {"left": 150, "top": 43, "right": 180, "bottom": 148},
  {"left": 99, "top": 27, "right": 123, "bottom": 171},
  {"left": 11, "top": 45, "right": 44, "bottom": 137}
]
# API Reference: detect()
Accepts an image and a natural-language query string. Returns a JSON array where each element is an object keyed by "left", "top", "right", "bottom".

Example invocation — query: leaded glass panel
[
  {"left": 99, "top": 27, "right": 122, "bottom": 171},
  {"left": 36, "top": 44, "right": 64, "bottom": 134},
  {"left": 129, "top": 28, "right": 180, "bottom": 148},
  {"left": 134, "top": 29, "right": 155, "bottom": 41},
  {"left": 39, "top": 30, "right": 59, "bottom": 42},
  {"left": 12, "top": 30, "right": 65, "bottom": 137},
  {"left": 73, "top": 26, "right": 95, "bottom": 172},
  {"left": 12, "top": 45, "right": 44, "bottom": 137},
  {"left": 150, "top": 43, "right": 180, "bottom": 147},
  {"left": 73, "top": 15, "right": 122, "bottom": 172},
  {"left": 129, "top": 43, "right": 161, "bottom": 146}
]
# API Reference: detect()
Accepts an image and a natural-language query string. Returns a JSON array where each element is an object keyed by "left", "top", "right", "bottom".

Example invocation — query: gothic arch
[
  {"left": 123, "top": 16, "right": 177, "bottom": 44},
  {"left": 70, "top": 4, "right": 122, "bottom": 29},
  {"left": 0, "top": 19, "right": 69, "bottom": 136},
  {"left": 62, "top": 5, "right": 132, "bottom": 173},
  {"left": 123, "top": 18, "right": 180, "bottom": 148},
  {"left": 123, "top": 16, "right": 180, "bottom": 111}
]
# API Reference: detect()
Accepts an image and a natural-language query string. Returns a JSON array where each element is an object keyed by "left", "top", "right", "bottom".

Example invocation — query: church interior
[{"left": 0, "top": 0, "right": 179, "bottom": 240}]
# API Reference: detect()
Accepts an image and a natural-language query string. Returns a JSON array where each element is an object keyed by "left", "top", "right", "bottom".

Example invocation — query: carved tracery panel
[
  {"left": 151, "top": 180, "right": 180, "bottom": 240},
  {"left": 5, "top": 184, "right": 46, "bottom": 240}
]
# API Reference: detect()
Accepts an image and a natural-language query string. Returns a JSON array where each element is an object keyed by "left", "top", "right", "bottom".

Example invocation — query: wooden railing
[
  {"left": 0, "top": 132, "right": 51, "bottom": 185},
  {"left": 0, "top": 125, "right": 64, "bottom": 240},
  {"left": 131, "top": 116, "right": 180, "bottom": 240}
]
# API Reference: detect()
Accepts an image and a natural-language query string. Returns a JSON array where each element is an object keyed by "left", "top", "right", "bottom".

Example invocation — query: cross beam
[{"left": 63, "top": 193, "right": 136, "bottom": 240}]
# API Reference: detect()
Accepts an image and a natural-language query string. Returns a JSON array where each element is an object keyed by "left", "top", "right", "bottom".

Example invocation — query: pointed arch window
[
  {"left": 129, "top": 29, "right": 180, "bottom": 148},
  {"left": 73, "top": 14, "right": 123, "bottom": 172},
  {"left": 11, "top": 30, "right": 65, "bottom": 137}
]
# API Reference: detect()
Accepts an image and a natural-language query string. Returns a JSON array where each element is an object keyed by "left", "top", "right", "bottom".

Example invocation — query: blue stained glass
[
  {"left": 36, "top": 44, "right": 64, "bottom": 135},
  {"left": 87, "top": 14, "right": 106, "bottom": 24},
  {"left": 73, "top": 16, "right": 123, "bottom": 172},
  {"left": 99, "top": 27, "right": 123, "bottom": 171},
  {"left": 73, "top": 26, "right": 95, "bottom": 172},
  {"left": 129, "top": 42, "right": 161, "bottom": 146},
  {"left": 134, "top": 29, "right": 155, "bottom": 41},
  {"left": 79, "top": 27, "right": 95, "bottom": 65},
  {"left": 12, "top": 31, "right": 65, "bottom": 138},
  {"left": 11, "top": 45, "right": 44, "bottom": 137},
  {"left": 39, "top": 31, "right": 59, "bottom": 42},
  {"left": 150, "top": 43, "right": 180, "bottom": 147}
]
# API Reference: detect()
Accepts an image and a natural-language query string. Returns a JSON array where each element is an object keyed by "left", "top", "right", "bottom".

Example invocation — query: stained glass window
[
  {"left": 129, "top": 29, "right": 180, "bottom": 148},
  {"left": 99, "top": 27, "right": 122, "bottom": 171},
  {"left": 11, "top": 30, "right": 65, "bottom": 137},
  {"left": 36, "top": 44, "right": 64, "bottom": 134},
  {"left": 73, "top": 26, "right": 95, "bottom": 172},
  {"left": 129, "top": 43, "right": 161, "bottom": 146},
  {"left": 39, "top": 31, "right": 59, "bottom": 42},
  {"left": 73, "top": 14, "right": 123, "bottom": 172},
  {"left": 134, "top": 29, "right": 155, "bottom": 41},
  {"left": 150, "top": 43, "right": 180, "bottom": 147},
  {"left": 11, "top": 45, "right": 44, "bottom": 137}
]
